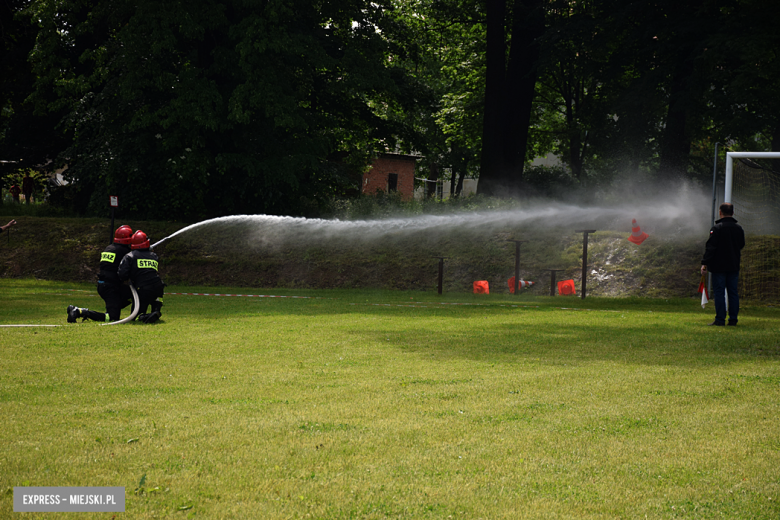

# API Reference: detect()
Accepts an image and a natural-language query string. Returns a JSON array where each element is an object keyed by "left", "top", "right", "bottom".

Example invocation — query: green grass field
[{"left": 2, "top": 279, "right": 780, "bottom": 519}]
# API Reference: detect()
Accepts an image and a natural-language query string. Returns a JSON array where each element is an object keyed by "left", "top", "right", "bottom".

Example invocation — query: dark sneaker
[
  {"left": 708, "top": 321, "right": 725, "bottom": 326},
  {"left": 67, "top": 305, "right": 81, "bottom": 323},
  {"left": 727, "top": 322, "right": 738, "bottom": 326}
]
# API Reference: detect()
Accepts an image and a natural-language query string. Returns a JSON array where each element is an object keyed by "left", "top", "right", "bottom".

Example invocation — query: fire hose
[{"left": 101, "top": 284, "right": 140, "bottom": 326}]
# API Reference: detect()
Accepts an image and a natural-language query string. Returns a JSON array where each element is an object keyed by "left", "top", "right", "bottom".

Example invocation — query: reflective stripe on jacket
[
  {"left": 98, "top": 243, "right": 131, "bottom": 284},
  {"left": 118, "top": 249, "right": 162, "bottom": 288}
]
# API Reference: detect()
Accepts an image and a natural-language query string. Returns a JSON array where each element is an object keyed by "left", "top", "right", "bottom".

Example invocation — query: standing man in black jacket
[
  {"left": 67, "top": 225, "right": 134, "bottom": 323},
  {"left": 118, "top": 229, "right": 165, "bottom": 324},
  {"left": 701, "top": 203, "right": 746, "bottom": 326}
]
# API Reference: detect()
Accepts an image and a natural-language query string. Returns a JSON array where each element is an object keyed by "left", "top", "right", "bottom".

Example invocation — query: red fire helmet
[
  {"left": 130, "top": 230, "right": 150, "bottom": 250},
  {"left": 114, "top": 225, "right": 133, "bottom": 245}
]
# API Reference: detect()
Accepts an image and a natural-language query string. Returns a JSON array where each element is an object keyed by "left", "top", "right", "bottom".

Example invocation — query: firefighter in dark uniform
[
  {"left": 67, "top": 225, "right": 134, "bottom": 323},
  {"left": 118, "top": 229, "right": 164, "bottom": 323}
]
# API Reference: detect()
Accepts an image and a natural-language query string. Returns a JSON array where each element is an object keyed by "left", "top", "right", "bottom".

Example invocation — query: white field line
[{"left": 0, "top": 324, "right": 62, "bottom": 327}]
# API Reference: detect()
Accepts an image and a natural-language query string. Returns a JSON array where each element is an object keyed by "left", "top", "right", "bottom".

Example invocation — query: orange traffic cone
[
  {"left": 557, "top": 279, "right": 576, "bottom": 295},
  {"left": 473, "top": 281, "right": 489, "bottom": 294},
  {"left": 507, "top": 277, "right": 535, "bottom": 293},
  {"left": 627, "top": 218, "right": 649, "bottom": 245}
]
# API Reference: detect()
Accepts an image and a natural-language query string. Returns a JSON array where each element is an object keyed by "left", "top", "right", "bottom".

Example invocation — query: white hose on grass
[
  {"left": 102, "top": 284, "right": 140, "bottom": 326},
  {"left": 0, "top": 324, "right": 61, "bottom": 327}
]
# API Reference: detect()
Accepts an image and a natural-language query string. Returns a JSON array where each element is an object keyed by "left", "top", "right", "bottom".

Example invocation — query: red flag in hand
[{"left": 698, "top": 274, "right": 709, "bottom": 308}]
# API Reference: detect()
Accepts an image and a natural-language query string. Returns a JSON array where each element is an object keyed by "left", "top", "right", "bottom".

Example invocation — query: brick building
[{"left": 361, "top": 153, "right": 418, "bottom": 200}]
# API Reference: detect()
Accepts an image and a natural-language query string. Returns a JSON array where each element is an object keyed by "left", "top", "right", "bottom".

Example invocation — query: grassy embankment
[
  {"left": 2, "top": 279, "right": 780, "bottom": 518},
  {"left": 1, "top": 216, "right": 707, "bottom": 298}
]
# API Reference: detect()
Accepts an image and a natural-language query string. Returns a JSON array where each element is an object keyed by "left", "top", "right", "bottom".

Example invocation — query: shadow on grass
[
  {"left": 163, "top": 292, "right": 780, "bottom": 367},
  {"left": 4, "top": 281, "right": 780, "bottom": 368},
  {"left": 343, "top": 318, "right": 780, "bottom": 367}
]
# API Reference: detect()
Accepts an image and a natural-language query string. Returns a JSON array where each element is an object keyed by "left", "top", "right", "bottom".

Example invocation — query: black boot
[
  {"left": 142, "top": 311, "right": 161, "bottom": 324},
  {"left": 67, "top": 305, "right": 81, "bottom": 323}
]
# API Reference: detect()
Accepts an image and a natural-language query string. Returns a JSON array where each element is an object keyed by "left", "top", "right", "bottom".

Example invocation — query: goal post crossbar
[{"left": 724, "top": 152, "right": 780, "bottom": 203}]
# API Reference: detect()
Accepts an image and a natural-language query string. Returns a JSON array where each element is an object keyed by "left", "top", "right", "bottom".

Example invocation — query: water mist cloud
[{"left": 151, "top": 184, "right": 710, "bottom": 250}]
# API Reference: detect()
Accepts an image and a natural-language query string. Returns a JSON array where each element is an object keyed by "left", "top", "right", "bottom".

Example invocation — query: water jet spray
[{"left": 149, "top": 193, "right": 710, "bottom": 252}]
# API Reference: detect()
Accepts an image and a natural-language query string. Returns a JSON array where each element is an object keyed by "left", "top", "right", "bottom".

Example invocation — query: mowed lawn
[{"left": 2, "top": 279, "right": 780, "bottom": 519}]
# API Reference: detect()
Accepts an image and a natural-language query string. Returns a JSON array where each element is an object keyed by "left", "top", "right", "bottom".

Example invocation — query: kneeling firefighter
[
  {"left": 67, "top": 225, "right": 134, "bottom": 323},
  {"left": 118, "top": 230, "right": 164, "bottom": 324}
]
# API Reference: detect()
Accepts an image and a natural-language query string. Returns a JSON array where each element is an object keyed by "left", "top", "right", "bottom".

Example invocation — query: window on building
[{"left": 387, "top": 173, "right": 398, "bottom": 192}]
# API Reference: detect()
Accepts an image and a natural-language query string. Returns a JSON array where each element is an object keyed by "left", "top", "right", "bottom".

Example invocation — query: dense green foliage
[
  {"left": 15, "top": 0, "right": 425, "bottom": 218},
  {"left": 1, "top": 0, "right": 779, "bottom": 218}
]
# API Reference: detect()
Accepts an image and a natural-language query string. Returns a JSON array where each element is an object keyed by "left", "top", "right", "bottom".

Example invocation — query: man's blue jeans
[{"left": 711, "top": 271, "right": 739, "bottom": 324}]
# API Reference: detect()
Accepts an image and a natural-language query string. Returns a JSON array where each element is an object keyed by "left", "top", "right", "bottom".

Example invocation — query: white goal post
[
  {"left": 724, "top": 151, "right": 780, "bottom": 203},
  {"left": 722, "top": 151, "right": 780, "bottom": 303}
]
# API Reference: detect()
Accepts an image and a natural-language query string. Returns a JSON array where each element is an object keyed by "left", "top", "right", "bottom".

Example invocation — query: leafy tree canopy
[
  {"left": 25, "top": 0, "right": 424, "bottom": 218},
  {"left": 4, "top": 0, "right": 780, "bottom": 214}
]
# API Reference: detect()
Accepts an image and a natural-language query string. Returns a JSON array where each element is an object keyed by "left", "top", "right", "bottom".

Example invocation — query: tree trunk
[
  {"left": 478, "top": 0, "right": 544, "bottom": 197},
  {"left": 456, "top": 166, "right": 466, "bottom": 196},
  {"left": 564, "top": 89, "right": 584, "bottom": 180},
  {"left": 450, "top": 166, "right": 456, "bottom": 198},
  {"left": 658, "top": 56, "right": 694, "bottom": 181},
  {"left": 503, "top": 0, "right": 544, "bottom": 182},
  {"left": 569, "top": 132, "right": 583, "bottom": 180},
  {"left": 426, "top": 163, "right": 440, "bottom": 199},
  {"left": 478, "top": 0, "right": 508, "bottom": 196}
]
